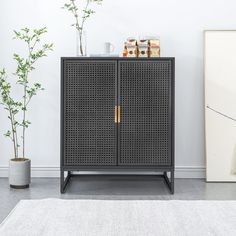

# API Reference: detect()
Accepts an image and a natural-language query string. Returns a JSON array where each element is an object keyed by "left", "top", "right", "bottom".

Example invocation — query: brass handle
[
  {"left": 117, "top": 105, "right": 120, "bottom": 123},
  {"left": 114, "top": 105, "right": 120, "bottom": 123},
  {"left": 114, "top": 105, "right": 117, "bottom": 123}
]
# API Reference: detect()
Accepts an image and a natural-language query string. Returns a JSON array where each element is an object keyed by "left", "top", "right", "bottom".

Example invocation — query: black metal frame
[
  {"left": 60, "top": 168, "right": 174, "bottom": 194},
  {"left": 61, "top": 57, "right": 175, "bottom": 194}
]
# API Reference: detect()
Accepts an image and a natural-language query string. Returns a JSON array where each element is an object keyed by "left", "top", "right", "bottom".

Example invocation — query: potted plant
[
  {"left": 0, "top": 27, "right": 53, "bottom": 189},
  {"left": 62, "top": 0, "right": 103, "bottom": 56}
]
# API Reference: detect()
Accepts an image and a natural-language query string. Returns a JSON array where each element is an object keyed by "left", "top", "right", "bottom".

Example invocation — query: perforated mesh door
[
  {"left": 63, "top": 60, "right": 117, "bottom": 166},
  {"left": 119, "top": 60, "right": 172, "bottom": 166}
]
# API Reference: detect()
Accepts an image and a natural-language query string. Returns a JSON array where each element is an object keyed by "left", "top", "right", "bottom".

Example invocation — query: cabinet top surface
[{"left": 61, "top": 57, "right": 175, "bottom": 61}]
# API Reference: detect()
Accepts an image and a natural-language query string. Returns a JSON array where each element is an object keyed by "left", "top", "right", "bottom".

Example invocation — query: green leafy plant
[
  {"left": 0, "top": 27, "right": 53, "bottom": 160},
  {"left": 62, "top": 0, "right": 103, "bottom": 56}
]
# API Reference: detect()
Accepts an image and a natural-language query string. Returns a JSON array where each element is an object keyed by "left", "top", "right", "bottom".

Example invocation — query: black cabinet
[{"left": 61, "top": 58, "right": 175, "bottom": 193}]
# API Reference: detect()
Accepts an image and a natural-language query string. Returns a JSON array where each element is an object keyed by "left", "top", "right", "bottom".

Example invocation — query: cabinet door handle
[
  {"left": 114, "top": 105, "right": 118, "bottom": 123},
  {"left": 118, "top": 105, "right": 120, "bottom": 123}
]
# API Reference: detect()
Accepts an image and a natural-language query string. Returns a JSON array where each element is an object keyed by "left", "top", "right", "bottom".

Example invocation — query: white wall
[{"left": 0, "top": 0, "right": 236, "bottom": 178}]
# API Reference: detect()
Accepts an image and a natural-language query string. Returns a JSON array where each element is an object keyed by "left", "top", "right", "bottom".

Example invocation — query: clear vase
[{"left": 76, "top": 30, "right": 87, "bottom": 57}]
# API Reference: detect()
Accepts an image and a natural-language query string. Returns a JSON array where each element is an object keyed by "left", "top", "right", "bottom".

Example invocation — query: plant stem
[
  {"left": 79, "top": 0, "right": 89, "bottom": 56},
  {"left": 81, "top": 0, "right": 89, "bottom": 32},
  {"left": 8, "top": 106, "right": 17, "bottom": 158},
  {"left": 22, "top": 86, "right": 26, "bottom": 158},
  {"left": 22, "top": 42, "right": 31, "bottom": 158},
  {"left": 13, "top": 113, "right": 19, "bottom": 157},
  {"left": 22, "top": 35, "right": 42, "bottom": 158},
  {"left": 70, "top": 0, "right": 89, "bottom": 56},
  {"left": 79, "top": 31, "right": 83, "bottom": 55}
]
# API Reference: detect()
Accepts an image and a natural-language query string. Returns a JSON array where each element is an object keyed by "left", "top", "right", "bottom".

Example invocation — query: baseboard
[
  {"left": 0, "top": 166, "right": 59, "bottom": 178},
  {"left": 175, "top": 166, "right": 205, "bottom": 179},
  {"left": 0, "top": 166, "right": 205, "bottom": 178}
]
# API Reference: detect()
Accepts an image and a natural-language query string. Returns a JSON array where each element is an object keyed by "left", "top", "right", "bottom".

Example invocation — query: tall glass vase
[{"left": 76, "top": 30, "right": 87, "bottom": 57}]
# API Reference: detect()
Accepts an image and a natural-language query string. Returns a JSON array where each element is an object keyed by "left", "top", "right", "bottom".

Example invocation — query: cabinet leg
[
  {"left": 163, "top": 170, "right": 174, "bottom": 194},
  {"left": 60, "top": 170, "right": 71, "bottom": 194}
]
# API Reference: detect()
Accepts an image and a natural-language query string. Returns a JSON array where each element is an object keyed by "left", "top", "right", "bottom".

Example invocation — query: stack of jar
[
  {"left": 122, "top": 37, "right": 160, "bottom": 58},
  {"left": 149, "top": 38, "right": 160, "bottom": 57},
  {"left": 122, "top": 38, "right": 137, "bottom": 57},
  {"left": 137, "top": 39, "right": 149, "bottom": 57}
]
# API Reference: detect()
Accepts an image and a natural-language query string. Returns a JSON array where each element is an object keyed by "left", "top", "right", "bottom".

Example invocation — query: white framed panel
[{"left": 205, "top": 30, "right": 236, "bottom": 181}]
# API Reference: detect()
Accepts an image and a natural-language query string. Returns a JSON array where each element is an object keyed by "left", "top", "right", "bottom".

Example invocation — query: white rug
[{"left": 0, "top": 199, "right": 236, "bottom": 236}]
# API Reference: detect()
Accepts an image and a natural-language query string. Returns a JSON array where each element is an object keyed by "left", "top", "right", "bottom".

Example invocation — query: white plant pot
[{"left": 9, "top": 159, "right": 31, "bottom": 189}]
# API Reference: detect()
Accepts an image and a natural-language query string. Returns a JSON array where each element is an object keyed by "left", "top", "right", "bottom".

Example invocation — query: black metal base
[
  {"left": 10, "top": 184, "right": 29, "bottom": 189},
  {"left": 60, "top": 170, "right": 72, "bottom": 193},
  {"left": 60, "top": 170, "right": 174, "bottom": 194},
  {"left": 163, "top": 171, "right": 174, "bottom": 194}
]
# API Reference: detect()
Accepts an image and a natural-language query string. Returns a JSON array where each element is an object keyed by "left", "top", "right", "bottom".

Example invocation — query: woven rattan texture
[
  {"left": 119, "top": 61, "right": 172, "bottom": 165},
  {"left": 64, "top": 61, "right": 117, "bottom": 166}
]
